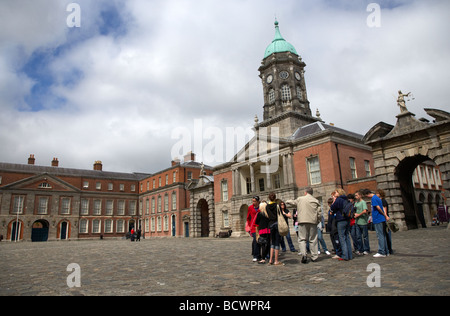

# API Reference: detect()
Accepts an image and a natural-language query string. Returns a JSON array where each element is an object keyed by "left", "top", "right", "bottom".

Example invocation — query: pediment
[
  {"left": 2, "top": 173, "right": 80, "bottom": 192},
  {"left": 233, "top": 134, "right": 287, "bottom": 164}
]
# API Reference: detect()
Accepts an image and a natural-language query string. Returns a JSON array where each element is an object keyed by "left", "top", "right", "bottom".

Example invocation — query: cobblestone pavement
[{"left": 0, "top": 225, "right": 449, "bottom": 296}]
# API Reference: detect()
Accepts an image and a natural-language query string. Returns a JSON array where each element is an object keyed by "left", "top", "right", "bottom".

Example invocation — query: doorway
[
  {"left": 31, "top": 220, "right": 49, "bottom": 242},
  {"left": 198, "top": 199, "right": 209, "bottom": 237}
]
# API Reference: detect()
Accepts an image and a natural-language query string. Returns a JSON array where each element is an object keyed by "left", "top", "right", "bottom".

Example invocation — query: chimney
[
  {"left": 171, "top": 157, "right": 181, "bottom": 166},
  {"left": 94, "top": 161, "right": 103, "bottom": 171},
  {"left": 51, "top": 158, "right": 59, "bottom": 167},
  {"left": 184, "top": 152, "right": 196, "bottom": 162},
  {"left": 28, "top": 154, "right": 35, "bottom": 165}
]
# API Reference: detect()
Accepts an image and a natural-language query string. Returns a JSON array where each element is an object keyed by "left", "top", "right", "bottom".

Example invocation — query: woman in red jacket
[{"left": 246, "top": 196, "right": 261, "bottom": 262}]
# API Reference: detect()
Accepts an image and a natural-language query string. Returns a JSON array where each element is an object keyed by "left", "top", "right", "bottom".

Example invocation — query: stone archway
[
  {"left": 198, "top": 199, "right": 210, "bottom": 237},
  {"left": 31, "top": 219, "right": 49, "bottom": 242},
  {"left": 365, "top": 108, "right": 450, "bottom": 231}
]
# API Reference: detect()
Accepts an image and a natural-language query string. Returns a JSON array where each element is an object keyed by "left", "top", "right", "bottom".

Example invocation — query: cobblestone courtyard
[{"left": 1, "top": 226, "right": 449, "bottom": 296}]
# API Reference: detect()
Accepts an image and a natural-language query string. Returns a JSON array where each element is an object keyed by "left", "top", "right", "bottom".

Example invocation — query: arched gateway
[{"left": 364, "top": 107, "right": 450, "bottom": 230}]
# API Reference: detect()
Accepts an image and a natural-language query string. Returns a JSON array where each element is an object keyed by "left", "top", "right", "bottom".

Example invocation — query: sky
[{"left": 1, "top": 0, "right": 449, "bottom": 173}]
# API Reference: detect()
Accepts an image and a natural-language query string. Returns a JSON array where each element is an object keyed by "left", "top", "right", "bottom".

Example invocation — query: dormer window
[{"left": 38, "top": 182, "right": 52, "bottom": 189}]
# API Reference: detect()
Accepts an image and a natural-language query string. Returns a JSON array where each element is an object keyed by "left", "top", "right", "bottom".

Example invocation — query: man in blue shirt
[{"left": 363, "top": 189, "right": 390, "bottom": 257}]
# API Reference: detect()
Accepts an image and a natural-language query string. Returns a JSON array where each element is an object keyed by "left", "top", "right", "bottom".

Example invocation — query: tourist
[
  {"left": 279, "top": 201, "right": 297, "bottom": 253},
  {"left": 246, "top": 196, "right": 261, "bottom": 262},
  {"left": 354, "top": 190, "right": 370, "bottom": 255},
  {"left": 376, "top": 189, "right": 393, "bottom": 255},
  {"left": 363, "top": 189, "right": 389, "bottom": 257},
  {"left": 286, "top": 187, "right": 321, "bottom": 264},
  {"left": 326, "top": 197, "right": 342, "bottom": 259},
  {"left": 330, "top": 188, "right": 353, "bottom": 261},
  {"left": 254, "top": 202, "right": 271, "bottom": 264},
  {"left": 317, "top": 206, "right": 331, "bottom": 256},
  {"left": 347, "top": 193, "right": 358, "bottom": 253},
  {"left": 266, "top": 192, "right": 283, "bottom": 266}
]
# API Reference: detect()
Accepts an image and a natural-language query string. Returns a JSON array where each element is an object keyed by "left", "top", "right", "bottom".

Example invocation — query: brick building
[
  {"left": 190, "top": 21, "right": 377, "bottom": 237},
  {"left": 0, "top": 153, "right": 211, "bottom": 241}
]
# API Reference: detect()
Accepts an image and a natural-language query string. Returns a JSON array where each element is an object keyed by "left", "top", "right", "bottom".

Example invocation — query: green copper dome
[{"left": 263, "top": 20, "right": 298, "bottom": 59}]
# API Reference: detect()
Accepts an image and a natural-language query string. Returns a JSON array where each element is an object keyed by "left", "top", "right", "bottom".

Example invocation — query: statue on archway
[{"left": 397, "top": 90, "right": 412, "bottom": 113}]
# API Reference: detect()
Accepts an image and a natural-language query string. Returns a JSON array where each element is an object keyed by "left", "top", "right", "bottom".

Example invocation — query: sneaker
[
  {"left": 325, "top": 251, "right": 331, "bottom": 256},
  {"left": 252, "top": 258, "right": 258, "bottom": 262},
  {"left": 373, "top": 253, "right": 386, "bottom": 258},
  {"left": 363, "top": 251, "right": 369, "bottom": 255}
]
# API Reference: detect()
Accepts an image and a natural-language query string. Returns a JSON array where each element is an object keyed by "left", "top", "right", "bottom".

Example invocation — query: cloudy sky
[{"left": 1, "top": 0, "right": 449, "bottom": 173}]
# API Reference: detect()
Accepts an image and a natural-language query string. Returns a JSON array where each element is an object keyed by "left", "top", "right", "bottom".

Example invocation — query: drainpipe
[{"left": 335, "top": 143, "right": 344, "bottom": 189}]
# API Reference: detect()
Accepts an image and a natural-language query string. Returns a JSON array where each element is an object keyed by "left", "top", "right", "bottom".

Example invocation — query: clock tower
[{"left": 257, "top": 20, "right": 320, "bottom": 137}]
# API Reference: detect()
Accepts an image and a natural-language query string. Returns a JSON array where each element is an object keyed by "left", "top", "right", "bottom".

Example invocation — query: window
[
  {"left": 435, "top": 169, "right": 442, "bottom": 186},
  {"left": 187, "top": 172, "right": 192, "bottom": 180},
  {"left": 281, "top": 84, "right": 291, "bottom": 101},
  {"left": 81, "top": 199, "right": 89, "bottom": 215},
  {"left": 153, "top": 179, "right": 156, "bottom": 189},
  {"left": 117, "top": 200, "right": 124, "bottom": 215},
  {"left": 61, "top": 198, "right": 71, "bottom": 214},
  {"left": 147, "top": 181, "right": 150, "bottom": 190},
  {"left": 307, "top": 156, "right": 322, "bottom": 185},
  {"left": 223, "top": 210, "right": 229, "bottom": 228},
  {"left": 350, "top": 157, "right": 357, "bottom": 179},
  {"left": 38, "top": 182, "right": 52, "bottom": 189},
  {"left": 164, "top": 194, "right": 169, "bottom": 211},
  {"left": 131, "top": 184, "right": 136, "bottom": 192},
  {"left": 104, "top": 219, "right": 113, "bottom": 233},
  {"left": 273, "top": 174, "right": 281, "bottom": 189},
  {"left": 38, "top": 197, "right": 49, "bottom": 215},
  {"left": 172, "top": 192, "right": 177, "bottom": 210},
  {"left": 221, "top": 180, "right": 228, "bottom": 202},
  {"left": 106, "top": 200, "right": 113, "bottom": 215},
  {"left": 96, "top": 182, "right": 101, "bottom": 190},
  {"left": 157, "top": 196, "right": 162, "bottom": 213},
  {"left": 92, "top": 220, "right": 101, "bottom": 233},
  {"left": 151, "top": 197, "right": 155, "bottom": 214},
  {"left": 119, "top": 184, "right": 125, "bottom": 191},
  {"left": 157, "top": 216, "right": 162, "bottom": 231},
  {"left": 159, "top": 177, "right": 162, "bottom": 187},
  {"left": 129, "top": 201, "right": 136, "bottom": 215},
  {"left": 13, "top": 196, "right": 25, "bottom": 214},
  {"left": 173, "top": 172, "right": 177, "bottom": 183},
  {"left": 108, "top": 183, "right": 113, "bottom": 191},
  {"left": 259, "top": 178, "right": 265, "bottom": 192},
  {"left": 296, "top": 86, "right": 303, "bottom": 100},
  {"left": 79, "top": 219, "right": 88, "bottom": 233},
  {"left": 93, "top": 200, "right": 102, "bottom": 215},
  {"left": 165, "top": 174, "right": 169, "bottom": 185},
  {"left": 164, "top": 215, "right": 169, "bottom": 231},
  {"left": 145, "top": 218, "right": 149, "bottom": 233},
  {"left": 268, "top": 89, "right": 275, "bottom": 104},
  {"left": 145, "top": 199, "right": 150, "bottom": 215},
  {"left": 364, "top": 160, "right": 372, "bottom": 177},
  {"left": 246, "top": 178, "right": 251, "bottom": 194},
  {"left": 117, "top": 220, "right": 125, "bottom": 233},
  {"left": 151, "top": 218, "right": 156, "bottom": 232}
]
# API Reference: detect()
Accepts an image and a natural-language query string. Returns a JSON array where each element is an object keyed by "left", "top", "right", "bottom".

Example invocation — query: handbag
[
  {"left": 257, "top": 235, "right": 268, "bottom": 245},
  {"left": 277, "top": 205, "right": 289, "bottom": 237}
]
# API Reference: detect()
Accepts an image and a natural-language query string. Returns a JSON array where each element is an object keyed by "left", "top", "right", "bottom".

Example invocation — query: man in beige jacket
[{"left": 286, "top": 187, "right": 321, "bottom": 263}]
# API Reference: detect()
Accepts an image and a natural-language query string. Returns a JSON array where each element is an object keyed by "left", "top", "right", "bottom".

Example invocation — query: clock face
[
  {"left": 279, "top": 71, "right": 289, "bottom": 80},
  {"left": 295, "top": 72, "right": 301, "bottom": 81},
  {"left": 266, "top": 74, "right": 273, "bottom": 84}
]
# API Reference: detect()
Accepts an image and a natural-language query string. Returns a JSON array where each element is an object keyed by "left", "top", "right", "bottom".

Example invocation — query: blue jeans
[
  {"left": 251, "top": 232, "right": 261, "bottom": 260},
  {"left": 337, "top": 220, "right": 352, "bottom": 260},
  {"left": 374, "top": 222, "right": 388, "bottom": 255},
  {"left": 318, "top": 229, "right": 329, "bottom": 252},
  {"left": 355, "top": 224, "right": 370, "bottom": 253},
  {"left": 281, "top": 231, "right": 296, "bottom": 251},
  {"left": 270, "top": 223, "right": 280, "bottom": 250}
]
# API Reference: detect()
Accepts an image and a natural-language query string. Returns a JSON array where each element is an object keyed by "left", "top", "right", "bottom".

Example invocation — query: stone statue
[{"left": 397, "top": 90, "right": 411, "bottom": 113}]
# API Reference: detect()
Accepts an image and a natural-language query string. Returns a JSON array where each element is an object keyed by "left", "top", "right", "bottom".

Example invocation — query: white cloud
[{"left": 0, "top": 0, "right": 449, "bottom": 173}]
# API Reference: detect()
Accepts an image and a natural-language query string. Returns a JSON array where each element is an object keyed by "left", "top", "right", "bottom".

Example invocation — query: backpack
[{"left": 342, "top": 200, "right": 355, "bottom": 219}]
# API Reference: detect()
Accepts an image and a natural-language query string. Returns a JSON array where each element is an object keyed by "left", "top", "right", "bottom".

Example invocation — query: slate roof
[
  {"left": 0, "top": 162, "right": 151, "bottom": 181},
  {"left": 291, "top": 122, "right": 364, "bottom": 141}
]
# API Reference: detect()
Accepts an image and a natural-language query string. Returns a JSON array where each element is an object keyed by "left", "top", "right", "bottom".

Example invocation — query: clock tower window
[
  {"left": 296, "top": 86, "right": 303, "bottom": 100},
  {"left": 268, "top": 89, "right": 275, "bottom": 104},
  {"left": 281, "top": 84, "right": 291, "bottom": 101}
]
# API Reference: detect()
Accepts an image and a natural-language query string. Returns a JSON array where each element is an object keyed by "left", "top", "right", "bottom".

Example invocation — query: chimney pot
[
  {"left": 28, "top": 154, "right": 35, "bottom": 165},
  {"left": 94, "top": 161, "right": 103, "bottom": 171},
  {"left": 51, "top": 157, "right": 59, "bottom": 167},
  {"left": 183, "top": 151, "right": 196, "bottom": 162}
]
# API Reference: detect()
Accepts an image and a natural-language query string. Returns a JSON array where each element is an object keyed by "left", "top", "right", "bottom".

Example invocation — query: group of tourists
[{"left": 246, "top": 187, "right": 393, "bottom": 265}]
